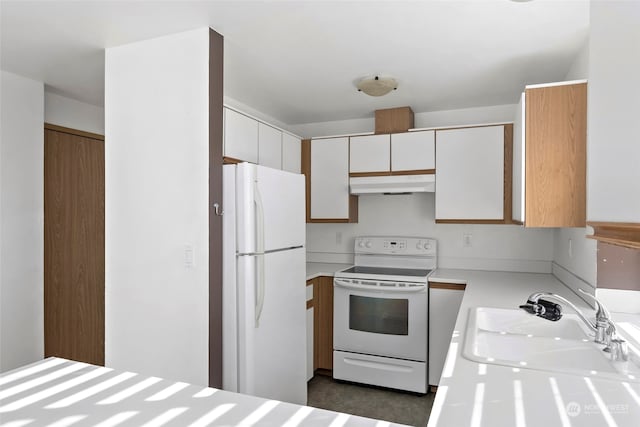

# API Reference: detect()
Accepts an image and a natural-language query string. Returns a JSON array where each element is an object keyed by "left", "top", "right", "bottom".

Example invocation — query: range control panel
[{"left": 355, "top": 236, "right": 437, "bottom": 256}]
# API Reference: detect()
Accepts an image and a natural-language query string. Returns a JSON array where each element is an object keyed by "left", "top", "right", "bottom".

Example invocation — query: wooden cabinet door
[
  {"left": 282, "top": 133, "right": 301, "bottom": 173},
  {"left": 310, "top": 137, "right": 350, "bottom": 219},
  {"left": 435, "top": 126, "right": 505, "bottom": 220},
  {"left": 45, "top": 125, "right": 105, "bottom": 366},
  {"left": 224, "top": 108, "right": 258, "bottom": 163},
  {"left": 349, "top": 134, "right": 390, "bottom": 173},
  {"left": 258, "top": 122, "right": 282, "bottom": 169},
  {"left": 428, "top": 283, "right": 465, "bottom": 386},
  {"left": 313, "top": 276, "right": 334, "bottom": 372},
  {"left": 523, "top": 82, "right": 587, "bottom": 227},
  {"left": 391, "top": 130, "right": 435, "bottom": 172},
  {"left": 306, "top": 280, "right": 314, "bottom": 380}
]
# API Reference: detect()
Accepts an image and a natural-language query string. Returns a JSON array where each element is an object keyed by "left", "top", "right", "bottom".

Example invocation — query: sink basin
[
  {"left": 472, "top": 306, "right": 593, "bottom": 339},
  {"left": 464, "top": 307, "right": 640, "bottom": 383}
]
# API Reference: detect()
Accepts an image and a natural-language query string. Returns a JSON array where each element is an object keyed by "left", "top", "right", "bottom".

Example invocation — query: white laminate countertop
[
  {"left": 0, "top": 357, "right": 408, "bottom": 427},
  {"left": 427, "top": 269, "right": 640, "bottom": 427},
  {"left": 306, "top": 262, "right": 351, "bottom": 281}
]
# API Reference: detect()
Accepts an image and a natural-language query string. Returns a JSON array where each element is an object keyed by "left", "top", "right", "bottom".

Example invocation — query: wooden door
[{"left": 44, "top": 124, "right": 105, "bottom": 365}]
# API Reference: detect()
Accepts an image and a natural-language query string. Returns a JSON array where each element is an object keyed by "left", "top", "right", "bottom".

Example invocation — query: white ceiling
[{"left": 1, "top": 0, "right": 589, "bottom": 125}]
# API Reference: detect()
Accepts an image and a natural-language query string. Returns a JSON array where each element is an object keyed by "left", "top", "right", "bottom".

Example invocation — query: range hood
[{"left": 350, "top": 174, "right": 435, "bottom": 195}]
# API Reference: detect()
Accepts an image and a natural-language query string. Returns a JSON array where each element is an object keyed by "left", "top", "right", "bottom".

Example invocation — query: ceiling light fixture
[{"left": 356, "top": 75, "right": 397, "bottom": 97}]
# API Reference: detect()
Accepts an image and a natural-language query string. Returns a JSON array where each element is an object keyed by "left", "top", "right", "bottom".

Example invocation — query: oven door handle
[{"left": 334, "top": 279, "right": 426, "bottom": 293}]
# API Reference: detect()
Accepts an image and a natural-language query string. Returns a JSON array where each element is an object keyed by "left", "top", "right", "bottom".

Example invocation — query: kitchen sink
[{"left": 463, "top": 307, "right": 640, "bottom": 383}]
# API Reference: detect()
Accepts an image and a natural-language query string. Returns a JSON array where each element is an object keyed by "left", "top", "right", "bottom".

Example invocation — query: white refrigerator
[{"left": 222, "top": 162, "right": 307, "bottom": 405}]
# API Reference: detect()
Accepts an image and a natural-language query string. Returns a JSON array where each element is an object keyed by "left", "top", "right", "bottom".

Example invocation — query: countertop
[
  {"left": 306, "top": 262, "right": 351, "bottom": 281},
  {"left": 0, "top": 357, "right": 407, "bottom": 427},
  {"left": 426, "top": 269, "right": 640, "bottom": 427}
]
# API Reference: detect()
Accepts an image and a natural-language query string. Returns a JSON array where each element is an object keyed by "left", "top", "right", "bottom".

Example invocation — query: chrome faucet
[{"left": 520, "top": 289, "right": 628, "bottom": 361}]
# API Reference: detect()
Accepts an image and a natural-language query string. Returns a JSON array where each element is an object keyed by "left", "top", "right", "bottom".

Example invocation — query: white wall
[
  {"left": 105, "top": 28, "right": 210, "bottom": 385},
  {"left": 0, "top": 71, "right": 44, "bottom": 372},
  {"left": 564, "top": 39, "right": 589, "bottom": 81},
  {"left": 307, "top": 194, "right": 554, "bottom": 272},
  {"left": 550, "top": 38, "right": 596, "bottom": 286},
  {"left": 45, "top": 91, "right": 105, "bottom": 135},
  {"left": 300, "top": 103, "right": 553, "bottom": 273},
  {"left": 290, "top": 104, "right": 518, "bottom": 138},
  {"left": 587, "top": 0, "right": 640, "bottom": 222}
]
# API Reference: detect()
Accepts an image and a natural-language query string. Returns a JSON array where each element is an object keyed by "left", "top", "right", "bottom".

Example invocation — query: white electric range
[{"left": 332, "top": 236, "right": 437, "bottom": 394}]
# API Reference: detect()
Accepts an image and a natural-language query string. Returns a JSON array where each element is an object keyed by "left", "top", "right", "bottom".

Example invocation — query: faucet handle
[
  {"left": 607, "top": 338, "right": 629, "bottom": 362},
  {"left": 578, "top": 288, "right": 610, "bottom": 320}
]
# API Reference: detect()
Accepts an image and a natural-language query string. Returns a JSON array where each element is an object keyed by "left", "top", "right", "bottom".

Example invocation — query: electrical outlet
[
  {"left": 568, "top": 238, "right": 573, "bottom": 258},
  {"left": 463, "top": 233, "right": 473, "bottom": 248},
  {"left": 336, "top": 232, "right": 343, "bottom": 245}
]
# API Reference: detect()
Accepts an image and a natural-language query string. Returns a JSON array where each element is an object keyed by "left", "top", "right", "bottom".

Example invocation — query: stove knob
[
  {"left": 365, "top": 241, "right": 373, "bottom": 248},
  {"left": 358, "top": 240, "right": 365, "bottom": 248},
  {"left": 423, "top": 242, "right": 431, "bottom": 250},
  {"left": 416, "top": 241, "right": 422, "bottom": 250}
]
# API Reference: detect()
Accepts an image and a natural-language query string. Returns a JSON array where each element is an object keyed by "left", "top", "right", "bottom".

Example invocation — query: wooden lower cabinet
[{"left": 312, "top": 276, "right": 334, "bottom": 374}]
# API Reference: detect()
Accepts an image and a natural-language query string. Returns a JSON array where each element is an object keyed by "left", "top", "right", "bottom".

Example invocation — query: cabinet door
[
  {"left": 258, "top": 123, "right": 282, "bottom": 169},
  {"left": 224, "top": 108, "right": 258, "bottom": 163},
  {"left": 429, "top": 284, "right": 465, "bottom": 386},
  {"left": 310, "top": 138, "right": 350, "bottom": 219},
  {"left": 282, "top": 133, "right": 301, "bottom": 173},
  {"left": 435, "top": 126, "right": 504, "bottom": 220},
  {"left": 391, "top": 130, "right": 435, "bottom": 172},
  {"left": 306, "top": 280, "right": 314, "bottom": 381},
  {"left": 349, "top": 134, "right": 390, "bottom": 173},
  {"left": 307, "top": 306, "right": 314, "bottom": 381},
  {"left": 313, "top": 276, "right": 333, "bottom": 371}
]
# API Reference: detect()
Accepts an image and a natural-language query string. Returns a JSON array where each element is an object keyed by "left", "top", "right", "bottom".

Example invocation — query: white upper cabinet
[
  {"left": 258, "top": 123, "right": 282, "bottom": 169},
  {"left": 435, "top": 126, "right": 505, "bottom": 220},
  {"left": 391, "top": 130, "right": 435, "bottom": 172},
  {"left": 349, "top": 134, "right": 391, "bottom": 173},
  {"left": 311, "top": 137, "right": 350, "bottom": 219},
  {"left": 282, "top": 133, "right": 301, "bottom": 173},
  {"left": 224, "top": 108, "right": 258, "bottom": 163}
]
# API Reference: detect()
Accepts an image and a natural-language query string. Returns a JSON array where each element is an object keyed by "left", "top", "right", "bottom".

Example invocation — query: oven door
[{"left": 333, "top": 278, "right": 427, "bottom": 361}]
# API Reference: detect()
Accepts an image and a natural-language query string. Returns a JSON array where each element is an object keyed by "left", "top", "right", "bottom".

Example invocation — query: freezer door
[
  {"left": 236, "top": 247, "right": 306, "bottom": 405},
  {"left": 236, "top": 163, "right": 305, "bottom": 254}
]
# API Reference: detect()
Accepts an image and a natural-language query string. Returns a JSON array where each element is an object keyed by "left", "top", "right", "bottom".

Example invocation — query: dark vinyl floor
[{"left": 307, "top": 375, "right": 435, "bottom": 427}]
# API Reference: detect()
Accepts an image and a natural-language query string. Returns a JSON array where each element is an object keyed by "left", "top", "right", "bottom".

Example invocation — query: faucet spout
[{"left": 522, "top": 292, "right": 598, "bottom": 333}]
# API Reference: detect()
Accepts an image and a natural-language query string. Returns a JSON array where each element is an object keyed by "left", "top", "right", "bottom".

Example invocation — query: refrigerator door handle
[{"left": 254, "top": 179, "right": 266, "bottom": 327}]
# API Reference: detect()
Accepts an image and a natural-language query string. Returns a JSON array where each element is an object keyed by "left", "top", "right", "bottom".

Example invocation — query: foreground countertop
[
  {"left": 427, "top": 269, "right": 640, "bottom": 427},
  {"left": 306, "top": 262, "right": 351, "bottom": 281},
  {"left": 0, "top": 357, "right": 407, "bottom": 427}
]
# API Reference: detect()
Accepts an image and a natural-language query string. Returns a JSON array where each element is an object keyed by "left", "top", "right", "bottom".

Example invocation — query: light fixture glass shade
[{"left": 357, "top": 76, "right": 397, "bottom": 97}]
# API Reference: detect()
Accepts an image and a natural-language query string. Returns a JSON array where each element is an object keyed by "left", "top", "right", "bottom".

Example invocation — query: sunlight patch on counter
[
  {"left": 513, "top": 380, "right": 526, "bottom": 427},
  {"left": 470, "top": 383, "right": 485, "bottom": 427},
  {"left": 140, "top": 407, "right": 188, "bottom": 427},
  {"left": 548, "top": 377, "right": 571, "bottom": 427},
  {"left": 93, "top": 411, "right": 138, "bottom": 427},
  {"left": 281, "top": 406, "right": 313, "bottom": 427},
  {"left": 584, "top": 378, "right": 618, "bottom": 427},
  {"left": 0, "top": 358, "right": 66, "bottom": 387},
  {"left": 98, "top": 377, "right": 161, "bottom": 405},
  {"left": 47, "top": 372, "right": 137, "bottom": 408},
  {"left": 0, "top": 367, "right": 111, "bottom": 413},
  {"left": 189, "top": 403, "right": 235, "bottom": 427}
]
